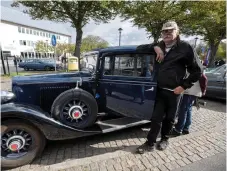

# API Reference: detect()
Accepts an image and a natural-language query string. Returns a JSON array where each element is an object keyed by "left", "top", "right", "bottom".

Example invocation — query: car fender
[{"left": 1, "top": 103, "right": 101, "bottom": 140}]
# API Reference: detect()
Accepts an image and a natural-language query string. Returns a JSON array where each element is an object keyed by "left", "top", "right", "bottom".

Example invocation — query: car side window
[
  {"left": 136, "top": 54, "right": 155, "bottom": 78},
  {"left": 114, "top": 54, "right": 135, "bottom": 76},
  {"left": 103, "top": 54, "right": 155, "bottom": 78}
]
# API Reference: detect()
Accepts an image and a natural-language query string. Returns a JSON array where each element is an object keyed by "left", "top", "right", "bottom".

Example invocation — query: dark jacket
[{"left": 136, "top": 40, "right": 203, "bottom": 90}]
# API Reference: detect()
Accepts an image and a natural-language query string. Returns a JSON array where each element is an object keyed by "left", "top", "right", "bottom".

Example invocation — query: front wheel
[{"left": 1, "top": 120, "right": 46, "bottom": 169}]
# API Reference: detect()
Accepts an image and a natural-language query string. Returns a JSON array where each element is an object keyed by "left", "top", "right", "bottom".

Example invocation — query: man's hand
[
  {"left": 154, "top": 46, "right": 164, "bottom": 63},
  {"left": 174, "top": 86, "right": 185, "bottom": 95}
]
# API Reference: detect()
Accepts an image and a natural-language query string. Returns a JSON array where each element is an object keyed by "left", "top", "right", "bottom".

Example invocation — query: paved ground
[
  {"left": 1, "top": 78, "right": 226, "bottom": 171},
  {"left": 174, "top": 152, "right": 226, "bottom": 171}
]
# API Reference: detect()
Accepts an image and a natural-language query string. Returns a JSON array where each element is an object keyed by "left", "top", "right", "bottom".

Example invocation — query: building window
[
  {"left": 40, "top": 31, "right": 42, "bottom": 36},
  {"left": 26, "top": 28, "right": 29, "bottom": 34},
  {"left": 46, "top": 33, "right": 48, "bottom": 37},
  {"left": 27, "top": 41, "right": 30, "bottom": 46},
  {"left": 30, "top": 29, "right": 32, "bottom": 34},
  {"left": 19, "top": 40, "right": 23, "bottom": 45},
  {"left": 18, "top": 27, "right": 21, "bottom": 33},
  {"left": 23, "top": 40, "right": 26, "bottom": 46},
  {"left": 33, "top": 30, "right": 36, "bottom": 35},
  {"left": 37, "top": 31, "right": 39, "bottom": 36},
  {"left": 22, "top": 27, "right": 25, "bottom": 33},
  {"left": 48, "top": 33, "right": 50, "bottom": 38}
]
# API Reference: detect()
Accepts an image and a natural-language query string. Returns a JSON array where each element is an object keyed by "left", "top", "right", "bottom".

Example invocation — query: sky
[{"left": 1, "top": 1, "right": 198, "bottom": 46}]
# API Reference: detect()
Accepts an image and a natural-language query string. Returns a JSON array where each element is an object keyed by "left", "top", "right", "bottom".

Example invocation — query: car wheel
[
  {"left": 51, "top": 89, "right": 98, "bottom": 129},
  {"left": 24, "top": 67, "right": 29, "bottom": 71},
  {"left": 44, "top": 66, "right": 50, "bottom": 71},
  {"left": 1, "top": 120, "right": 46, "bottom": 169}
]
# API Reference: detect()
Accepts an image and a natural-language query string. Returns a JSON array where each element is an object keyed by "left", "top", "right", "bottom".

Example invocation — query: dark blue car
[
  {"left": 18, "top": 58, "right": 61, "bottom": 71},
  {"left": 1, "top": 45, "right": 158, "bottom": 169}
]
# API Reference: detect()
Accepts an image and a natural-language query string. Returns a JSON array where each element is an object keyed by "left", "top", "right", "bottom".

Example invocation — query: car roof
[{"left": 99, "top": 45, "right": 138, "bottom": 53}]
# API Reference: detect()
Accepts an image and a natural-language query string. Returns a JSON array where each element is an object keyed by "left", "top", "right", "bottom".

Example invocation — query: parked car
[
  {"left": 205, "top": 64, "right": 226, "bottom": 100},
  {"left": 18, "top": 59, "right": 61, "bottom": 71},
  {"left": 1, "top": 45, "right": 158, "bottom": 169}
]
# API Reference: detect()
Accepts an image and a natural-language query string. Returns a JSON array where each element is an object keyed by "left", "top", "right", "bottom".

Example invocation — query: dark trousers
[{"left": 147, "top": 88, "right": 182, "bottom": 144}]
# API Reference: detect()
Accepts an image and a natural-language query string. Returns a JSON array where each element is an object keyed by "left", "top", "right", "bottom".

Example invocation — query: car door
[
  {"left": 99, "top": 53, "right": 157, "bottom": 120},
  {"left": 206, "top": 65, "right": 226, "bottom": 99}
]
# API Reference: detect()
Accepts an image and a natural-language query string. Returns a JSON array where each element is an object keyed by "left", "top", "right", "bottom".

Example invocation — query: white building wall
[{"left": 0, "top": 21, "right": 71, "bottom": 57}]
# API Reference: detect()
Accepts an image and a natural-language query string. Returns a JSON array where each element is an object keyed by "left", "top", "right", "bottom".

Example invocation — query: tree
[
  {"left": 81, "top": 35, "right": 109, "bottom": 52},
  {"left": 216, "top": 42, "right": 226, "bottom": 60},
  {"left": 119, "top": 1, "right": 226, "bottom": 66},
  {"left": 35, "top": 41, "right": 54, "bottom": 53},
  {"left": 56, "top": 43, "right": 74, "bottom": 55},
  {"left": 12, "top": 1, "right": 119, "bottom": 70},
  {"left": 179, "top": 1, "right": 226, "bottom": 67},
  {"left": 119, "top": 1, "right": 188, "bottom": 43}
]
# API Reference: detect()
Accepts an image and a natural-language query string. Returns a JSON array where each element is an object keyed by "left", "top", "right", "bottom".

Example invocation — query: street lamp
[
  {"left": 118, "top": 28, "right": 123, "bottom": 46},
  {"left": 194, "top": 37, "right": 199, "bottom": 48}
]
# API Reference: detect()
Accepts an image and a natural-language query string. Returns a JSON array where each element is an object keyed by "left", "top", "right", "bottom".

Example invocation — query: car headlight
[{"left": 0, "top": 91, "right": 16, "bottom": 104}]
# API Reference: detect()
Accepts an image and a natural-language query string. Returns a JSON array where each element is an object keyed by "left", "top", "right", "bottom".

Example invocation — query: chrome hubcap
[
  {"left": 6, "top": 135, "right": 25, "bottom": 151},
  {"left": 1, "top": 129, "right": 32, "bottom": 157},
  {"left": 62, "top": 100, "right": 88, "bottom": 123}
]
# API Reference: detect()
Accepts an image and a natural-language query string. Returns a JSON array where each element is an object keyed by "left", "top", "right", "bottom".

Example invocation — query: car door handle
[{"left": 145, "top": 87, "right": 154, "bottom": 91}]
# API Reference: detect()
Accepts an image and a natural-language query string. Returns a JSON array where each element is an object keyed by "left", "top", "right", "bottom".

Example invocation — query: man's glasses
[{"left": 161, "top": 29, "right": 175, "bottom": 34}]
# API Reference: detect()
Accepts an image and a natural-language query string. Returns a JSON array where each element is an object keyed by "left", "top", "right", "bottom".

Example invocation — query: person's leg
[
  {"left": 157, "top": 91, "right": 182, "bottom": 150},
  {"left": 183, "top": 96, "right": 196, "bottom": 134},
  {"left": 173, "top": 95, "right": 191, "bottom": 133},
  {"left": 137, "top": 89, "right": 166, "bottom": 153}
]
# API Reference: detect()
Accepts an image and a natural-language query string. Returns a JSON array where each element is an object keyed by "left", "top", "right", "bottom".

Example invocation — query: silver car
[{"left": 205, "top": 64, "right": 226, "bottom": 100}]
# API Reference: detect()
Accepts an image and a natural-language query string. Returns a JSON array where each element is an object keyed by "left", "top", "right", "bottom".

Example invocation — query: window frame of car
[{"left": 99, "top": 52, "right": 156, "bottom": 80}]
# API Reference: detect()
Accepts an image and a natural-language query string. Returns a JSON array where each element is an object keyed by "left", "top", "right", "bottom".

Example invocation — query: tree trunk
[
  {"left": 74, "top": 28, "right": 83, "bottom": 71},
  {"left": 153, "top": 34, "right": 159, "bottom": 43},
  {"left": 208, "top": 41, "right": 220, "bottom": 68}
]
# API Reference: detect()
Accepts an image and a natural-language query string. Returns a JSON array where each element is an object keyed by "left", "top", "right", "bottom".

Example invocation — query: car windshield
[
  {"left": 81, "top": 51, "right": 99, "bottom": 72},
  {"left": 209, "top": 64, "right": 226, "bottom": 73}
]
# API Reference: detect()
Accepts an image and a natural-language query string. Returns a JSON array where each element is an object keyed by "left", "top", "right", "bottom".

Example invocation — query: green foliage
[
  {"left": 81, "top": 35, "right": 109, "bottom": 52},
  {"left": 119, "top": 1, "right": 226, "bottom": 66},
  {"left": 35, "top": 41, "right": 54, "bottom": 53},
  {"left": 119, "top": 1, "right": 188, "bottom": 42},
  {"left": 35, "top": 36, "right": 109, "bottom": 55},
  {"left": 216, "top": 42, "right": 226, "bottom": 60},
  {"left": 12, "top": 1, "right": 119, "bottom": 69}
]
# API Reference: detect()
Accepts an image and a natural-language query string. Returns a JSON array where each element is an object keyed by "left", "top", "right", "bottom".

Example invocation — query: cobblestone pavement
[{"left": 1, "top": 78, "right": 226, "bottom": 171}]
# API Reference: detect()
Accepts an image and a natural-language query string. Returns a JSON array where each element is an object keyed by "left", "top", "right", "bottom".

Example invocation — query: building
[{"left": 0, "top": 6, "right": 72, "bottom": 59}]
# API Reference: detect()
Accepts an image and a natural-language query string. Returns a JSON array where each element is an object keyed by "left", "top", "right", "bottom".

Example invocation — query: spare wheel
[{"left": 51, "top": 89, "right": 98, "bottom": 129}]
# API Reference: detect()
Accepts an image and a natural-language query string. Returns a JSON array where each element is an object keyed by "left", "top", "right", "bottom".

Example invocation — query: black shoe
[
  {"left": 136, "top": 141, "right": 154, "bottom": 154},
  {"left": 157, "top": 139, "right": 169, "bottom": 151},
  {"left": 182, "top": 130, "right": 189, "bottom": 134},
  {"left": 171, "top": 129, "right": 181, "bottom": 137}
]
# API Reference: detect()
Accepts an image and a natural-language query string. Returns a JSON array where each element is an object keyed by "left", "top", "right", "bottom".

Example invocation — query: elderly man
[{"left": 137, "top": 21, "right": 203, "bottom": 154}]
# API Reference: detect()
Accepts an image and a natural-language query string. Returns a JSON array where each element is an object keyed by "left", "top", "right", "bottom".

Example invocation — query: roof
[
  {"left": 100, "top": 45, "right": 138, "bottom": 53},
  {"left": 1, "top": 6, "right": 71, "bottom": 36}
]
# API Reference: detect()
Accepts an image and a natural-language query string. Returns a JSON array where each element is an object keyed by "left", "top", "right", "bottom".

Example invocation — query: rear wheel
[
  {"left": 1, "top": 120, "right": 46, "bottom": 169},
  {"left": 24, "top": 67, "right": 29, "bottom": 71}
]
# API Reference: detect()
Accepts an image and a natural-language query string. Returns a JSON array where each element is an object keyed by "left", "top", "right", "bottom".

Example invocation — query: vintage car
[{"left": 1, "top": 45, "right": 158, "bottom": 169}]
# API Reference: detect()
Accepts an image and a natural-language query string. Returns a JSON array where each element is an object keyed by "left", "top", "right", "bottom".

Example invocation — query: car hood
[{"left": 12, "top": 71, "right": 92, "bottom": 85}]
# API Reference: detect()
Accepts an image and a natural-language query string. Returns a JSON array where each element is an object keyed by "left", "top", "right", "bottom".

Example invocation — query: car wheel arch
[{"left": 1, "top": 116, "right": 46, "bottom": 139}]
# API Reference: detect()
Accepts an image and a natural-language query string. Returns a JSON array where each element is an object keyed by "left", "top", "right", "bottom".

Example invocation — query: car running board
[{"left": 96, "top": 117, "right": 150, "bottom": 133}]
